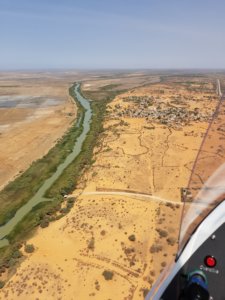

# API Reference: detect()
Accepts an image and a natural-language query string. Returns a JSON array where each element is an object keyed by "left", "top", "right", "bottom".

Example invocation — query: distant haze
[{"left": 0, "top": 0, "right": 225, "bottom": 70}]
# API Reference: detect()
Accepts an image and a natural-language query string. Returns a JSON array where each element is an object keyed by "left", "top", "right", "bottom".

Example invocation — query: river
[{"left": 0, "top": 84, "right": 92, "bottom": 248}]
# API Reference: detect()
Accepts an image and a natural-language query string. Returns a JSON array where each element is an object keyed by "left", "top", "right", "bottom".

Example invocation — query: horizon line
[{"left": 0, "top": 67, "right": 225, "bottom": 72}]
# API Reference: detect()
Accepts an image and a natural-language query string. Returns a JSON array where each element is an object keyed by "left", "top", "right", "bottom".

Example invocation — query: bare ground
[{"left": 0, "top": 74, "right": 220, "bottom": 300}]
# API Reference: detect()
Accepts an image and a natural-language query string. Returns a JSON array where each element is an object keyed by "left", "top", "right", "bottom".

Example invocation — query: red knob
[{"left": 204, "top": 256, "right": 217, "bottom": 268}]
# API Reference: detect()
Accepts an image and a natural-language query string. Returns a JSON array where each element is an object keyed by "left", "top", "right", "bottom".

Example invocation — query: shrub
[
  {"left": 60, "top": 207, "right": 69, "bottom": 214},
  {"left": 161, "top": 261, "right": 167, "bottom": 267},
  {"left": 0, "top": 281, "right": 5, "bottom": 289},
  {"left": 40, "top": 219, "right": 49, "bottom": 228},
  {"left": 67, "top": 197, "right": 75, "bottom": 204},
  {"left": 167, "top": 237, "right": 176, "bottom": 246},
  {"left": 128, "top": 234, "right": 136, "bottom": 242},
  {"left": 66, "top": 202, "right": 74, "bottom": 209},
  {"left": 150, "top": 270, "right": 156, "bottom": 277},
  {"left": 142, "top": 288, "right": 149, "bottom": 298},
  {"left": 8, "top": 258, "right": 16, "bottom": 267},
  {"left": 102, "top": 270, "right": 114, "bottom": 280},
  {"left": 12, "top": 250, "right": 22, "bottom": 259},
  {"left": 25, "top": 244, "right": 35, "bottom": 253},
  {"left": 156, "top": 229, "right": 168, "bottom": 238},
  {"left": 88, "top": 237, "right": 95, "bottom": 250},
  {"left": 150, "top": 243, "right": 163, "bottom": 253}
]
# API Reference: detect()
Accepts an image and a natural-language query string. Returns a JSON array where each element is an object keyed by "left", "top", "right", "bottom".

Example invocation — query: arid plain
[
  {"left": 0, "top": 72, "right": 79, "bottom": 190},
  {"left": 0, "top": 72, "right": 221, "bottom": 299}
]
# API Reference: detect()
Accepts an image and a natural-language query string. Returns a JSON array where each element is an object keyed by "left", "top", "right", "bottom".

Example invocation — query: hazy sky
[{"left": 0, "top": 0, "right": 225, "bottom": 69}]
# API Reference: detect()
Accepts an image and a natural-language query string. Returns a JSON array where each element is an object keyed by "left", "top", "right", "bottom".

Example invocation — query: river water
[{"left": 0, "top": 84, "right": 92, "bottom": 248}]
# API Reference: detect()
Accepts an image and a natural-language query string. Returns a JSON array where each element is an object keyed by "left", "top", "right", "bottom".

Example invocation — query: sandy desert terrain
[
  {"left": 0, "top": 72, "right": 78, "bottom": 190},
  {"left": 0, "top": 75, "right": 220, "bottom": 300}
]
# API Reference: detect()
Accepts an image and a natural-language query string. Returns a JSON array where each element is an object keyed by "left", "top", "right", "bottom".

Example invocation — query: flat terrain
[
  {"left": 0, "top": 72, "right": 78, "bottom": 190},
  {"left": 0, "top": 73, "right": 221, "bottom": 299}
]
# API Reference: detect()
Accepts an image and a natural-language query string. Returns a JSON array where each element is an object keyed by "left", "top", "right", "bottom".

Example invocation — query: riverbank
[
  {"left": 0, "top": 86, "right": 82, "bottom": 226},
  {"left": 0, "top": 75, "right": 77, "bottom": 192},
  {"left": 0, "top": 85, "right": 85, "bottom": 272},
  {"left": 0, "top": 83, "right": 117, "bottom": 287}
]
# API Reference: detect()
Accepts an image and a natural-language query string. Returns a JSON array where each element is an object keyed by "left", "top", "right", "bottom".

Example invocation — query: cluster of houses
[{"left": 111, "top": 96, "right": 210, "bottom": 127}]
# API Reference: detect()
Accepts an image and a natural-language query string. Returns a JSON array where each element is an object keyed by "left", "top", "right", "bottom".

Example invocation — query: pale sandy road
[
  {"left": 69, "top": 190, "right": 181, "bottom": 206},
  {"left": 71, "top": 191, "right": 211, "bottom": 208}
]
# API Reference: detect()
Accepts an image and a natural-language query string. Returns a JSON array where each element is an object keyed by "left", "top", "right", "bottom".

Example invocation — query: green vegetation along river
[{"left": 0, "top": 83, "right": 92, "bottom": 248}]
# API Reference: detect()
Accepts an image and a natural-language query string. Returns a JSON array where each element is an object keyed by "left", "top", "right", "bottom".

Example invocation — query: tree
[
  {"left": 25, "top": 244, "right": 35, "bottom": 253},
  {"left": 102, "top": 270, "right": 114, "bottom": 280},
  {"left": 128, "top": 234, "right": 136, "bottom": 242}
]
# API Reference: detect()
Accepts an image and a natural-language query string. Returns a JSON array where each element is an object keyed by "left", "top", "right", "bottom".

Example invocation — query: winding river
[{"left": 0, "top": 84, "right": 92, "bottom": 248}]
